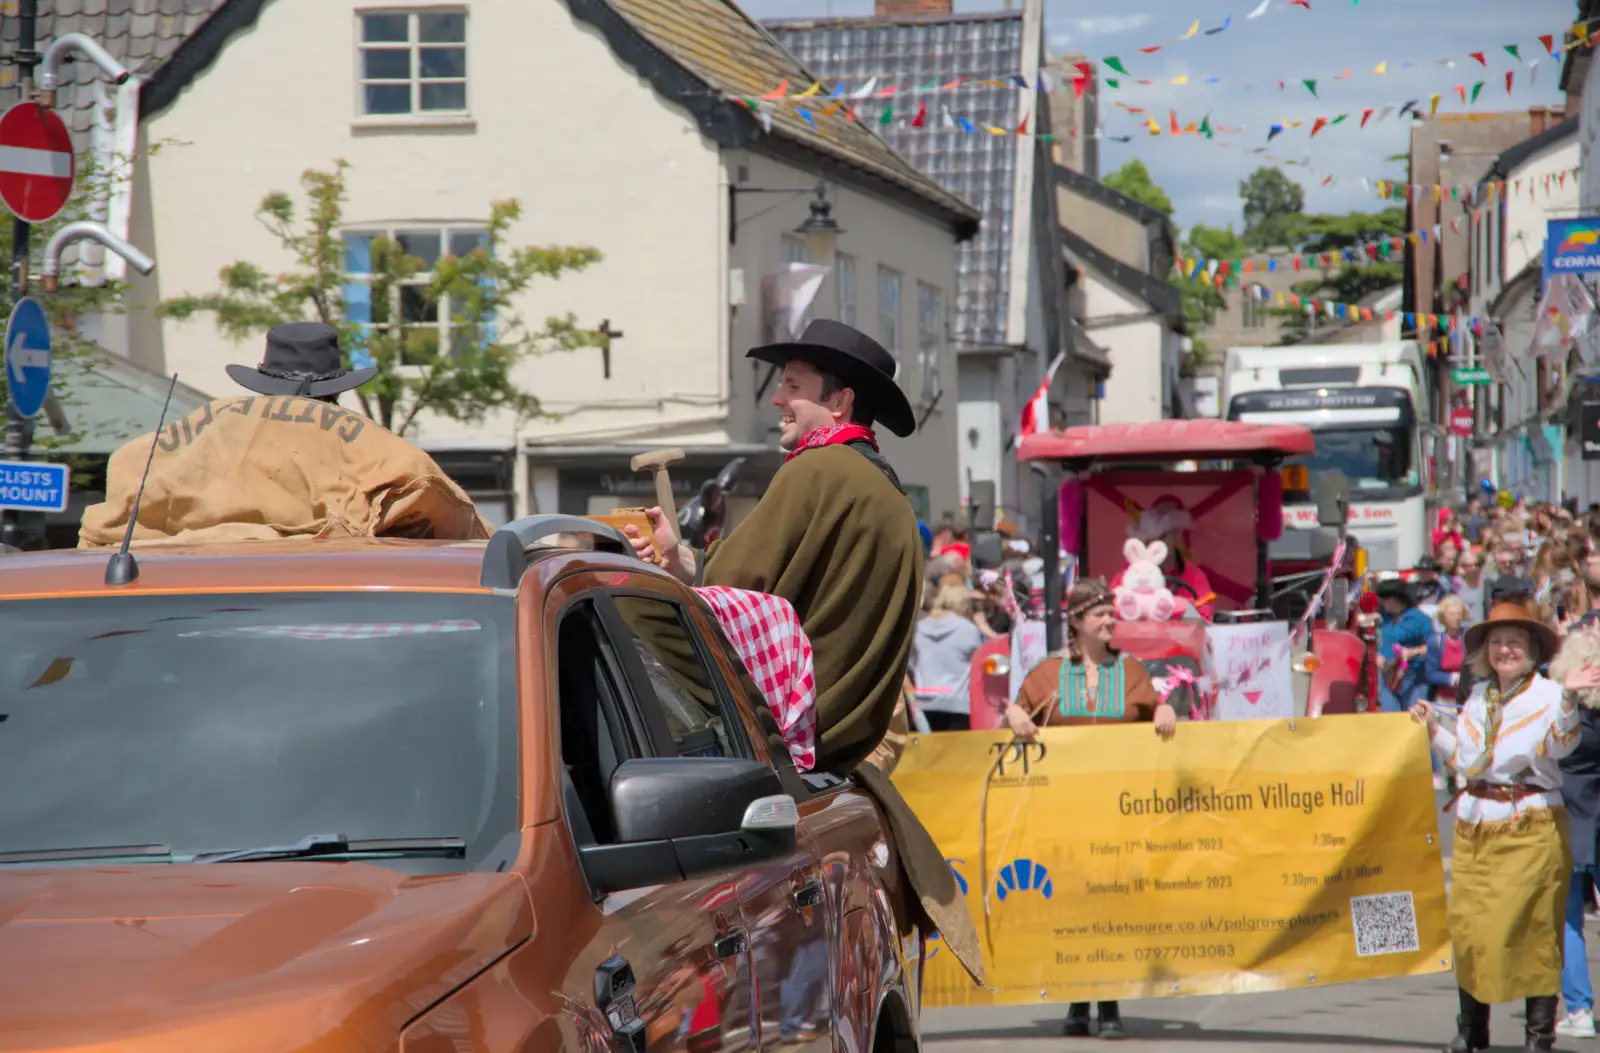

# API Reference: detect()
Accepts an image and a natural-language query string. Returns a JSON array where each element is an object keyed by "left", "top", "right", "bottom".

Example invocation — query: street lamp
[
  {"left": 728, "top": 179, "right": 845, "bottom": 256},
  {"left": 795, "top": 182, "right": 844, "bottom": 260}
]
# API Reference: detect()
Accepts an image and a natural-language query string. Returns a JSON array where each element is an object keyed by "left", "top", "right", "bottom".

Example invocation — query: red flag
[
  {"left": 1506, "top": 71, "right": 1515, "bottom": 94},
  {"left": 1310, "top": 116, "right": 1328, "bottom": 136},
  {"left": 762, "top": 79, "right": 789, "bottom": 100},
  {"left": 1469, "top": 51, "right": 1486, "bottom": 66},
  {"left": 1170, "top": 110, "right": 1182, "bottom": 134},
  {"left": 1072, "top": 75, "right": 1088, "bottom": 100},
  {"left": 1017, "top": 113, "right": 1029, "bottom": 135},
  {"left": 1360, "top": 107, "right": 1375, "bottom": 127},
  {"left": 1539, "top": 33, "right": 1555, "bottom": 55},
  {"left": 911, "top": 101, "right": 927, "bottom": 127},
  {"left": 1454, "top": 84, "right": 1467, "bottom": 103},
  {"left": 1074, "top": 61, "right": 1094, "bottom": 79},
  {"left": 1140, "top": 45, "right": 1163, "bottom": 54},
  {"left": 1019, "top": 353, "right": 1066, "bottom": 438}
]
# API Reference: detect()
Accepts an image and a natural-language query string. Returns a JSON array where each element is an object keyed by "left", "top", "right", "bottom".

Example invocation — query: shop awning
[{"left": 44, "top": 350, "right": 213, "bottom": 455}]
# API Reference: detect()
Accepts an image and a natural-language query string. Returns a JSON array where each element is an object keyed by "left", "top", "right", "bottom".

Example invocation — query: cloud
[{"left": 1050, "top": 14, "right": 1154, "bottom": 47}]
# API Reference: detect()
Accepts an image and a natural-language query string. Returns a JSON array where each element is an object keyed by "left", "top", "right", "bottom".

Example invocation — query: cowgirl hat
[{"left": 1464, "top": 601, "right": 1558, "bottom": 657}]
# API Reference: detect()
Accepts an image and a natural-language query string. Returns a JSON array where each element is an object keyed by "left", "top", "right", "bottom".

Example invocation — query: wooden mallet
[{"left": 630, "top": 447, "right": 685, "bottom": 543}]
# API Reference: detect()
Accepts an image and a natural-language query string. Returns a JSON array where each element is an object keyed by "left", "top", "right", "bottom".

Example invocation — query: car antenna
[{"left": 105, "top": 373, "right": 179, "bottom": 587}]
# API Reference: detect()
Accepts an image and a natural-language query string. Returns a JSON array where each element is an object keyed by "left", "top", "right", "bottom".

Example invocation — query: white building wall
[
  {"left": 722, "top": 151, "right": 962, "bottom": 521},
  {"left": 128, "top": 0, "right": 728, "bottom": 451},
  {"left": 1081, "top": 272, "right": 1163, "bottom": 423}
]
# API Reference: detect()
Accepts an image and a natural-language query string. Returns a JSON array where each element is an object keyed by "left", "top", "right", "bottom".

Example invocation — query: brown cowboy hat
[{"left": 1464, "top": 601, "right": 1558, "bottom": 656}]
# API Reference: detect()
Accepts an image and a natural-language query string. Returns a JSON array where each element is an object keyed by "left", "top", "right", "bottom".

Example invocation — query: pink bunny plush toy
[{"left": 1115, "top": 538, "right": 1176, "bottom": 621}]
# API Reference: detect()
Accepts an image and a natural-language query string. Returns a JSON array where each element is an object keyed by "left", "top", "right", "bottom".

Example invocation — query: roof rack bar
[{"left": 480, "top": 514, "right": 632, "bottom": 591}]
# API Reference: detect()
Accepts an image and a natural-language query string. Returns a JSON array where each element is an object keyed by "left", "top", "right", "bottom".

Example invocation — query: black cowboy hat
[
  {"left": 225, "top": 322, "right": 377, "bottom": 398},
  {"left": 1373, "top": 577, "right": 1418, "bottom": 606},
  {"left": 747, "top": 318, "right": 916, "bottom": 438}
]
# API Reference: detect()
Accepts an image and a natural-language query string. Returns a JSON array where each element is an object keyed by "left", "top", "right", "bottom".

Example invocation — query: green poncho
[{"left": 702, "top": 444, "right": 923, "bottom": 775}]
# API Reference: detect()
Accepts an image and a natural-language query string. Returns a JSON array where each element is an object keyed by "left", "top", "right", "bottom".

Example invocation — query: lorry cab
[{"left": 1220, "top": 342, "right": 1427, "bottom": 572}]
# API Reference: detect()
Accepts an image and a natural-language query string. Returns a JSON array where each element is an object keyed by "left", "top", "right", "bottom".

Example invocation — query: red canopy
[{"left": 1018, "top": 420, "right": 1315, "bottom": 464}]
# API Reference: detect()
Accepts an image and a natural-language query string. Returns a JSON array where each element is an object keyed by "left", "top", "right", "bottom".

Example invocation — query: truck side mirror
[{"left": 1316, "top": 471, "right": 1349, "bottom": 529}]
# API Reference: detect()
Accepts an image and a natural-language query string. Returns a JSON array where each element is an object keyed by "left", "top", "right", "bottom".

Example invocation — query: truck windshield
[
  {"left": 0, "top": 592, "right": 518, "bottom": 872},
  {"left": 1290, "top": 425, "right": 1418, "bottom": 491}
]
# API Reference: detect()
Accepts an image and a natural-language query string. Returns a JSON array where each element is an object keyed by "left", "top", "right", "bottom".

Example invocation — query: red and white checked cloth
[{"left": 694, "top": 586, "right": 817, "bottom": 772}]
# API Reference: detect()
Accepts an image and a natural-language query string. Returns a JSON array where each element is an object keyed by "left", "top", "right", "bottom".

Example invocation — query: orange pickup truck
[{"left": 0, "top": 516, "right": 925, "bottom": 1053}]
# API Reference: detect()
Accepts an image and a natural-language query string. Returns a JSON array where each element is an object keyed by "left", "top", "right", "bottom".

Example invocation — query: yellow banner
[{"left": 893, "top": 715, "right": 1452, "bottom": 1005}]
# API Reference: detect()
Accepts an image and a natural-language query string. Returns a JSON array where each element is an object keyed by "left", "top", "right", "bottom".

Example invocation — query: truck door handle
[
  {"left": 594, "top": 956, "right": 647, "bottom": 1053},
  {"left": 714, "top": 926, "right": 748, "bottom": 959},
  {"left": 793, "top": 878, "right": 823, "bottom": 909}
]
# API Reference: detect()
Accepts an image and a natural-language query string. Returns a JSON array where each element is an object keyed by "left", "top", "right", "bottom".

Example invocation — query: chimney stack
[
  {"left": 1529, "top": 105, "right": 1550, "bottom": 136},
  {"left": 875, "top": 0, "right": 954, "bottom": 16}
]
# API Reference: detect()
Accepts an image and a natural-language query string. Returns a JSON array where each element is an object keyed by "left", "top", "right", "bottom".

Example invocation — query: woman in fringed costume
[{"left": 1412, "top": 603, "right": 1600, "bottom": 1052}]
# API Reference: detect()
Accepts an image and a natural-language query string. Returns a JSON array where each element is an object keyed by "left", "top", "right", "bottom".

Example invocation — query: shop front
[{"left": 523, "top": 443, "right": 784, "bottom": 529}]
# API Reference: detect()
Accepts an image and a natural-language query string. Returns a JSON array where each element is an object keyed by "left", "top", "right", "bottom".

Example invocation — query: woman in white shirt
[{"left": 1412, "top": 603, "right": 1600, "bottom": 1053}]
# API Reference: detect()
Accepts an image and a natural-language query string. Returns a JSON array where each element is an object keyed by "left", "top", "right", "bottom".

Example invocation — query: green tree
[
  {"left": 1103, "top": 159, "right": 1174, "bottom": 215},
  {"left": 1177, "top": 223, "right": 1246, "bottom": 367},
  {"left": 159, "top": 160, "right": 604, "bottom": 436},
  {"left": 1292, "top": 207, "right": 1407, "bottom": 305},
  {"left": 1240, "top": 167, "right": 1306, "bottom": 249}
]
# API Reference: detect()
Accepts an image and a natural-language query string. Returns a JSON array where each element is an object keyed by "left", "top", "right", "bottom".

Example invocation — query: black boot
[
  {"left": 1096, "top": 1002, "right": 1125, "bottom": 1040},
  {"left": 1445, "top": 988, "right": 1490, "bottom": 1053},
  {"left": 1524, "top": 995, "right": 1557, "bottom": 1052},
  {"left": 1063, "top": 1004, "right": 1091, "bottom": 1037}
]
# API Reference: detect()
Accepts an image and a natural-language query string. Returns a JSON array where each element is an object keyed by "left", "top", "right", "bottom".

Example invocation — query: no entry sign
[
  {"left": 1450, "top": 405, "right": 1474, "bottom": 437},
  {"left": 0, "top": 103, "right": 74, "bottom": 224}
]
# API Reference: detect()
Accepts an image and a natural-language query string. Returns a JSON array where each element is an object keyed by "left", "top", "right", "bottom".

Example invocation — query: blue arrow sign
[
  {"left": 0, "top": 460, "right": 67, "bottom": 512},
  {"left": 4, "top": 297, "right": 52, "bottom": 419}
]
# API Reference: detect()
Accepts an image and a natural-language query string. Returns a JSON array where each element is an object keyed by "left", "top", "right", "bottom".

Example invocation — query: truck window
[
  {"left": 556, "top": 601, "right": 638, "bottom": 846},
  {"left": 608, "top": 594, "right": 739, "bottom": 761},
  {"left": 0, "top": 593, "right": 518, "bottom": 873}
]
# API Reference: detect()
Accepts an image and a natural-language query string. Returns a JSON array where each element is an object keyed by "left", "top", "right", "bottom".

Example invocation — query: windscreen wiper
[
  {"left": 193, "top": 833, "right": 466, "bottom": 864},
  {"left": 0, "top": 843, "right": 173, "bottom": 865}
]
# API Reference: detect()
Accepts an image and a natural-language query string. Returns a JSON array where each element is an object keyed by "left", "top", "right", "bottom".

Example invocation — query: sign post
[
  {"left": 1582, "top": 403, "right": 1600, "bottom": 462},
  {"left": 5, "top": 298, "right": 52, "bottom": 420},
  {"left": 1545, "top": 218, "right": 1600, "bottom": 290},
  {"left": 2, "top": 0, "right": 43, "bottom": 548},
  {"left": 0, "top": 102, "right": 74, "bottom": 225}
]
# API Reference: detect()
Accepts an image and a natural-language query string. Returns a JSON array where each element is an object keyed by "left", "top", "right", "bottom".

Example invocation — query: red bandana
[{"left": 784, "top": 422, "right": 878, "bottom": 463}]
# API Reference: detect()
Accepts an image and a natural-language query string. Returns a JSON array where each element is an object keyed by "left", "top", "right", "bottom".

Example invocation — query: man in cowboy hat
[
  {"left": 630, "top": 318, "right": 922, "bottom": 773},
  {"left": 626, "top": 319, "right": 984, "bottom": 985},
  {"left": 227, "top": 322, "right": 377, "bottom": 403}
]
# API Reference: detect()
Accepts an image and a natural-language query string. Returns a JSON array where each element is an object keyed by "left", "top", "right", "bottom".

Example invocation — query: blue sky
[{"left": 738, "top": 0, "right": 1574, "bottom": 232}]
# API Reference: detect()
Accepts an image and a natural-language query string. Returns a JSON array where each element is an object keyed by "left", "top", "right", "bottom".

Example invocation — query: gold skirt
[{"left": 1449, "top": 806, "right": 1571, "bottom": 1004}]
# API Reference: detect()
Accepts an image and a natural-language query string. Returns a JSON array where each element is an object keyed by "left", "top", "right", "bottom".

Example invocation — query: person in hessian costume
[{"left": 627, "top": 318, "right": 982, "bottom": 985}]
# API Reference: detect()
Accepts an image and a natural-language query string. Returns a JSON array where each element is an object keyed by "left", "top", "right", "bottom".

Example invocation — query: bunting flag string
[
  {"left": 1230, "top": 283, "right": 1490, "bottom": 342},
  {"left": 1373, "top": 168, "right": 1580, "bottom": 204},
  {"left": 1097, "top": 24, "right": 1574, "bottom": 92},
  {"left": 1170, "top": 166, "right": 1581, "bottom": 283},
  {"left": 1110, "top": 86, "right": 1550, "bottom": 143}
]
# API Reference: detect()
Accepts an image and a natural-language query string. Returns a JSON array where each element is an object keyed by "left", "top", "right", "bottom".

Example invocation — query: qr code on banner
[{"left": 1350, "top": 892, "right": 1421, "bottom": 957}]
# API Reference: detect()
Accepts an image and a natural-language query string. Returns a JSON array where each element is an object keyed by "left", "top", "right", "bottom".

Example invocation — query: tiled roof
[
  {"left": 767, "top": 12, "right": 1026, "bottom": 350},
  {"left": 1489, "top": 115, "right": 1579, "bottom": 179},
  {"left": 597, "top": 0, "right": 978, "bottom": 231},
  {"left": 0, "top": 0, "right": 230, "bottom": 155}
]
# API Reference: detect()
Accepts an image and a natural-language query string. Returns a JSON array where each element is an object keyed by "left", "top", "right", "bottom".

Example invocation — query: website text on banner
[{"left": 894, "top": 716, "right": 1450, "bottom": 1006}]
